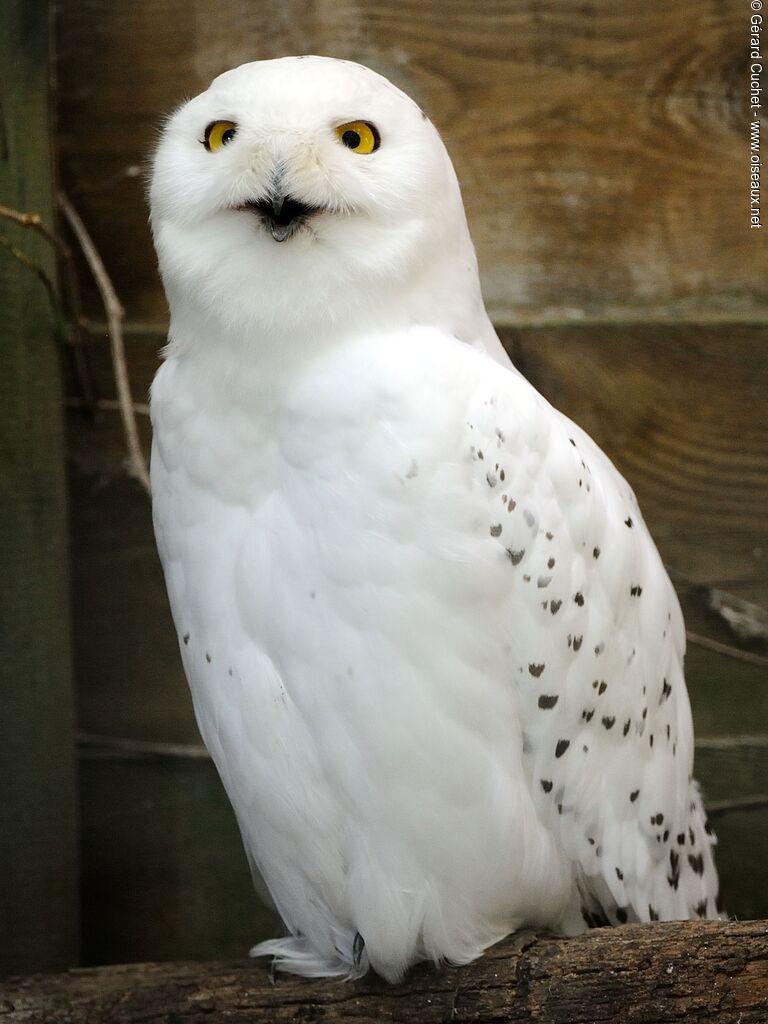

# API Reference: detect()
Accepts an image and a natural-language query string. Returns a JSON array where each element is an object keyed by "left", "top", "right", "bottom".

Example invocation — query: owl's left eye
[
  {"left": 203, "top": 120, "right": 238, "bottom": 152},
  {"left": 335, "top": 121, "right": 380, "bottom": 154}
]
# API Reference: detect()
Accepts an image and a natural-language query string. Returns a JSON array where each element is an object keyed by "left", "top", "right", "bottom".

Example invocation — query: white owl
[{"left": 149, "top": 56, "right": 720, "bottom": 983}]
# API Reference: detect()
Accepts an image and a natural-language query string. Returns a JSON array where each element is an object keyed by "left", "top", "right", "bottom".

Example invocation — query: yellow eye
[
  {"left": 335, "top": 121, "right": 380, "bottom": 154},
  {"left": 204, "top": 120, "right": 238, "bottom": 152}
]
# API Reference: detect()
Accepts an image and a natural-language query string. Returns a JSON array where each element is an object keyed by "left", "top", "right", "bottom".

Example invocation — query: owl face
[{"left": 150, "top": 57, "right": 460, "bottom": 334}]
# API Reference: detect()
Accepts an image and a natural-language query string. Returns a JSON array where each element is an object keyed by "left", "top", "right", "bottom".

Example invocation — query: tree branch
[
  {"left": 0, "top": 921, "right": 765, "bottom": 1023},
  {"left": 58, "top": 191, "right": 150, "bottom": 492}
]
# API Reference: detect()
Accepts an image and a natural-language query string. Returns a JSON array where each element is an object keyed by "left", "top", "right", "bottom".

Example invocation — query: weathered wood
[
  {"left": 0, "top": 0, "right": 79, "bottom": 975},
  {"left": 1, "top": 922, "right": 766, "bottom": 1023},
  {"left": 54, "top": 0, "right": 766, "bottom": 325}
]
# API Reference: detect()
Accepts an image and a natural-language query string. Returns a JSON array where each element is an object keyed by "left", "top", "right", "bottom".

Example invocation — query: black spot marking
[
  {"left": 546, "top": 531, "right": 553, "bottom": 540},
  {"left": 547, "top": 557, "right": 555, "bottom": 569},
  {"left": 555, "top": 739, "right": 570, "bottom": 758},
  {"left": 663, "top": 829, "right": 669, "bottom": 842},
  {"left": 500, "top": 468, "right": 506, "bottom": 481},
  {"left": 573, "top": 635, "right": 583, "bottom": 651},
  {"left": 478, "top": 449, "right": 484, "bottom": 460},
  {"left": 648, "top": 905, "right": 659, "bottom": 921},
  {"left": 677, "top": 833, "right": 686, "bottom": 846},
  {"left": 652, "top": 813, "right": 664, "bottom": 825},
  {"left": 616, "top": 907, "right": 628, "bottom": 923},
  {"left": 582, "top": 708, "right": 595, "bottom": 722},
  {"left": 593, "top": 546, "right": 601, "bottom": 559},
  {"left": 569, "top": 438, "right": 576, "bottom": 446},
  {"left": 630, "top": 789, "right": 639, "bottom": 802},
  {"left": 183, "top": 633, "right": 190, "bottom": 645},
  {"left": 688, "top": 853, "right": 704, "bottom": 875},
  {"left": 630, "top": 585, "right": 642, "bottom": 597},
  {"left": 507, "top": 548, "right": 525, "bottom": 565},
  {"left": 695, "top": 899, "right": 708, "bottom": 918},
  {"left": 508, "top": 498, "right": 517, "bottom": 510},
  {"left": 538, "top": 694, "right": 559, "bottom": 709},
  {"left": 228, "top": 667, "right": 233, "bottom": 676},
  {"left": 649, "top": 733, "right": 654, "bottom": 747},
  {"left": 574, "top": 592, "right": 584, "bottom": 606},
  {"left": 661, "top": 679, "right": 672, "bottom": 702},
  {"left": 625, "top": 517, "right": 633, "bottom": 528},
  {"left": 528, "top": 663, "right": 545, "bottom": 677},
  {"left": 205, "top": 652, "right": 212, "bottom": 663},
  {"left": 616, "top": 867, "right": 624, "bottom": 881},
  {"left": 623, "top": 719, "right": 631, "bottom": 736},
  {"left": 541, "top": 778, "right": 553, "bottom": 793},
  {"left": 598, "top": 681, "right": 607, "bottom": 695},
  {"left": 523, "top": 574, "right": 531, "bottom": 582},
  {"left": 594, "top": 642, "right": 605, "bottom": 656},
  {"left": 550, "top": 599, "right": 562, "bottom": 615},
  {"left": 490, "top": 523, "right": 502, "bottom": 537},
  {"left": 602, "top": 716, "right": 615, "bottom": 730},
  {"left": 704, "top": 821, "right": 713, "bottom": 836}
]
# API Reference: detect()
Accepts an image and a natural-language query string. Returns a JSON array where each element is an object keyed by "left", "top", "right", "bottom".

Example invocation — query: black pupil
[
  {"left": 222, "top": 128, "right": 236, "bottom": 144},
  {"left": 342, "top": 129, "right": 361, "bottom": 149}
]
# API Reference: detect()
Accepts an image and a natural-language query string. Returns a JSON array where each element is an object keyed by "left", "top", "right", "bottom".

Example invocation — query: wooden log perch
[{"left": 1, "top": 921, "right": 766, "bottom": 1023}]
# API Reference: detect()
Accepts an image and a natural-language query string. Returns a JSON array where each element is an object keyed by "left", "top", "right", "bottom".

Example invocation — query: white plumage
[{"left": 149, "top": 55, "right": 720, "bottom": 982}]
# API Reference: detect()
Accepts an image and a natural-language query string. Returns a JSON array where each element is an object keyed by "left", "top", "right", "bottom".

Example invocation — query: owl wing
[{"left": 462, "top": 362, "right": 720, "bottom": 926}]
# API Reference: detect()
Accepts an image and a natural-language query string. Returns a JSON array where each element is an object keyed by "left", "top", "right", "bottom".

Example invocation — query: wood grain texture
[
  {"left": 509, "top": 324, "right": 768, "bottom": 591},
  {"left": 2, "top": 922, "right": 767, "bottom": 1023},
  {"left": 54, "top": 0, "right": 765, "bottom": 325}
]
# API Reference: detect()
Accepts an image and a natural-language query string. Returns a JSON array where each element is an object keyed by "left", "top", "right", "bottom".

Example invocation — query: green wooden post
[{"left": 0, "top": 0, "right": 79, "bottom": 975}]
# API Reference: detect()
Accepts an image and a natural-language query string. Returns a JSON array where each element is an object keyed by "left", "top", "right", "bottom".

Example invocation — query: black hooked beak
[{"left": 238, "top": 193, "right": 323, "bottom": 242}]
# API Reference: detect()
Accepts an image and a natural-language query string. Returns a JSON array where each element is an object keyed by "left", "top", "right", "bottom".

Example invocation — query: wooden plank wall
[{"left": 53, "top": 0, "right": 767, "bottom": 968}]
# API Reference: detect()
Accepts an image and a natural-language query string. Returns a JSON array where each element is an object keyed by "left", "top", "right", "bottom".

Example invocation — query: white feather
[{"left": 149, "top": 56, "right": 720, "bottom": 983}]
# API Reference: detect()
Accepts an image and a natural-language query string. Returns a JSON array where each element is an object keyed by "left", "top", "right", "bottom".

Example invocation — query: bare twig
[
  {"left": 0, "top": 234, "right": 59, "bottom": 307},
  {"left": 707, "top": 795, "right": 768, "bottom": 817},
  {"left": 0, "top": 202, "right": 67, "bottom": 255},
  {"left": 78, "top": 731, "right": 768, "bottom": 763},
  {"left": 0, "top": 202, "right": 97, "bottom": 414},
  {"left": 77, "top": 732, "right": 209, "bottom": 761},
  {"left": 686, "top": 631, "right": 768, "bottom": 668},
  {"left": 59, "top": 191, "right": 150, "bottom": 492},
  {"left": 695, "top": 734, "right": 768, "bottom": 749},
  {"left": 65, "top": 396, "right": 150, "bottom": 417}
]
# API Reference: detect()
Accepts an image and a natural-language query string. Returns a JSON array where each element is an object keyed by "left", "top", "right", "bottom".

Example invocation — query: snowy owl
[{"left": 149, "top": 55, "right": 720, "bottom": 983}]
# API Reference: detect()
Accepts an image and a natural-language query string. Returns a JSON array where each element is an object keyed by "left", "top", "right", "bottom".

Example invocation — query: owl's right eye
[{"left": 203, "top": 121, "right": 238, "bottom": 152}]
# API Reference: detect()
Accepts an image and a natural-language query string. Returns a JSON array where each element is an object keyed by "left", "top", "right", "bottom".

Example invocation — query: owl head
[{"left": 150, "top": 56, "right": 477, "bottom": 339}]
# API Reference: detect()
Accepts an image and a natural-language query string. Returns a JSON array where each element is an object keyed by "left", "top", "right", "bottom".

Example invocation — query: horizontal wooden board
[{"left": 54, "top": 0, "right": 765, "bottom": 325}]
